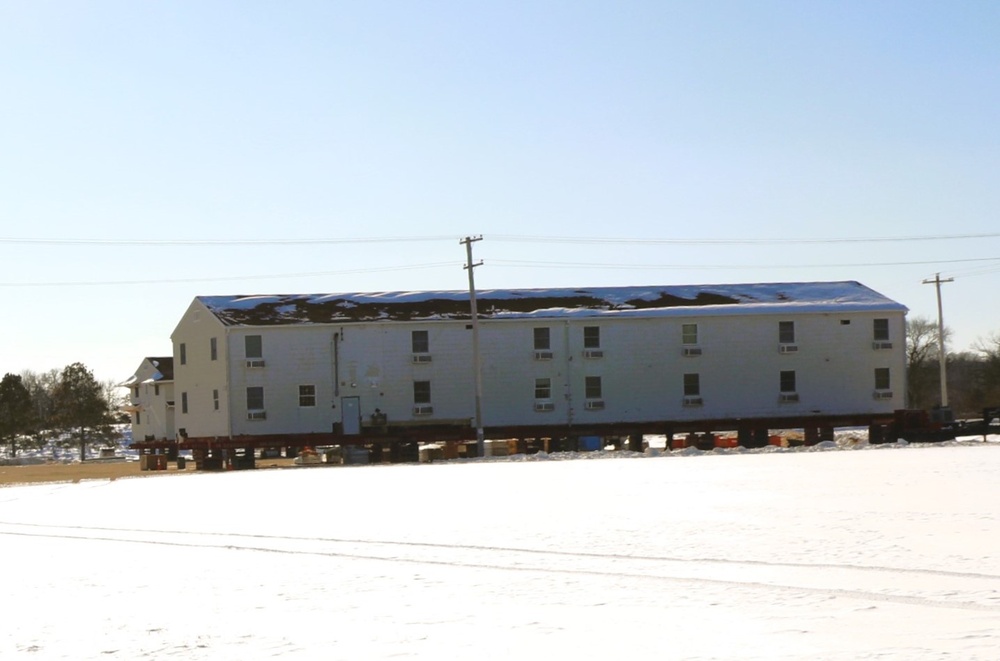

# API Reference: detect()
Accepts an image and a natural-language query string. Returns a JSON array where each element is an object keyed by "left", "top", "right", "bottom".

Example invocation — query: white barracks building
[{"left": 159, "top": 281, "right": 907, "bottom": 447}]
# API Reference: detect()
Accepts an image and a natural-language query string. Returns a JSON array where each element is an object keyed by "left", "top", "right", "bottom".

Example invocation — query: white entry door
[{"left": 341, "top": 396, "right": 361, "bottom": 435}]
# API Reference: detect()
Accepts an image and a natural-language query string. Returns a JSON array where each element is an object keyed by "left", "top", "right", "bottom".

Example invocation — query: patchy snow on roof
[{"left": 196, "top": 281, "right": 906, "bottom": 327}]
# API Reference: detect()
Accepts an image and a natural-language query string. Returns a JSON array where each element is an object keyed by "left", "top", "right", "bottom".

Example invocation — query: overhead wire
[
  {"left": 0, "top": 262, "right": 458, "bottom": 288},
  {"left": 1, "top": 232, "right": 998, "bottom": 287},
  {"left": 1, "top": 230, "right": 1000, "bottom": 247},
  {"left": 0, "top": 236, "right": 456, "bottom": 246},
  {"left": 490, "top": 257, "right": 1000, "bottom": 270},
  {"left": 490, "top": 232, "right": 1000, "bottom": 245}
]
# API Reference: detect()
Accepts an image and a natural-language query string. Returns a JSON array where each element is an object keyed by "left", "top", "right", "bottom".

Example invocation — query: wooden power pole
[
  {"left": 461, "top": 236, "right": 486, "bottom": 457},
  {"left": 922, "top": 273, "right": 954, "bottom": 407}
]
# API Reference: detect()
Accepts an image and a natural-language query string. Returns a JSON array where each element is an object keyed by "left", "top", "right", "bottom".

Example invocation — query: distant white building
[
  {"left": 162, "top": 281, "right": 907, "bottom": 446},
  {"left": 123, "top": 357, "right": 175, "bottom": 442}
]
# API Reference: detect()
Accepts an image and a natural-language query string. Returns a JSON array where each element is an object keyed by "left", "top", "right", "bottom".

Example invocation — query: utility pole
[
  {"left": 922, "top": 273, "right": 954, "bottom": 408},
  {"left": 461, "top": 236, "right": 486, "bottom": 457}
]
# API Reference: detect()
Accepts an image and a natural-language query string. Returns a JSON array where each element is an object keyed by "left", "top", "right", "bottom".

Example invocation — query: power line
[
  {"left": 0, "top": 262, "right": 457, "bottom": 288},
  {"left": 0, "top": 236, "right": 455, "bottom": 246},
  {"left": 491, "top": 232, "right": 1000, "bottom": 245},
  {"left": 490, "top": 257, "right": 1000, "bottom": 270},
  {"left": 2, "top": 230, "right": 1000, "bottom": 247}
]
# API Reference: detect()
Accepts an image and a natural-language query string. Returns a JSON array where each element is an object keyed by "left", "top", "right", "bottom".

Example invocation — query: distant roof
[
  {"left": 146, "top": 357, "right": 174, "bottom": 381},
  {"left": 196, "top": 281, "right": 906, "bottom": 327}
]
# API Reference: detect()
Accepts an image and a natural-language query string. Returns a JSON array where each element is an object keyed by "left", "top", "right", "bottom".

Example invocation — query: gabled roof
[
  {"left": 195, "top": 281, "right": 906, "bottom": 327},
  {"left": 122, "top": 356, "right": 174, "bottom": 386},
  {"left": 146, "top": 357, "right": 174, "bottom": 381}
]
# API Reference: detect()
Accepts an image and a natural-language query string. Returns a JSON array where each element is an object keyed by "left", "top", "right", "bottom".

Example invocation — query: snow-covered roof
[{"left": 196, "top": 281, "right": 906, "bottom": 327}]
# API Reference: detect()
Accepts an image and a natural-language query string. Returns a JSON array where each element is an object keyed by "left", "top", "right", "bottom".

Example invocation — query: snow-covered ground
[{"left": 2, "top": 438, "right": 999, "bottom": 660}]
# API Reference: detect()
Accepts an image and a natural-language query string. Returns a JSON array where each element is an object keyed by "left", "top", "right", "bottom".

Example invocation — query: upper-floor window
[
  {"left": 210, "top": 337, "right": 218, "bottom": 361},
  {"left": 583, "top": 326, "right": 600, "bottom": 349},
  {"left": 875, "top": 368, "right": 891, "bottom": 390},
  {"left": 411, "top": 330, "right": 429, "bottom": 354},
  {"left": 683, "top": 373, "right": 700, "bottom": 396},
  {"left": 413, "top": 380, "right": 431, "bottom": 404},
  {"left": 535, "top": 378, "right": 551, "bottom": 400},
  {"left": 154, "top": 384, "right": 159, "bottom": 396},
  {"left": 245, "top": 335, "right": 262, "bottom": 359},
  {"left": 181, "top": 391, "right": 189, "bottom": 414},
  {"left": 534, "top": 327, "right": 550, "bottom": 351},
  {"left": 299, "top": 385, "right": 316, "bottom": 407},
  {"left": 213, "top": 389, "right": 219, "bottom": 411},
  {"left": 874, "top": 319, "right": 889, "bottom": 341},
  {"left": 779, "top": 321, "right": 795, "bottom": 344},
  {"left": 585, "top": 376, "right": 602, "bottom": 399},
  {"left": 135, "top": 411, "right": 141, "bottom": 425},
  {"left": 179, "top": 343, "right": 187, "bottom": 365},
  {"left": 682, "top": 324, "right": 698, "bottom": 345},
  {"left": 246, "top": 386, "right": 264, "bottom": 410},
  {"left": 780, "top": 370, "right": 796, "bottom": 393}
]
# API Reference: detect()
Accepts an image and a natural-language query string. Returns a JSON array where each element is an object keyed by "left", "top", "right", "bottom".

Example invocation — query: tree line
[
  {"left": 907, "top": 316, "right": 1000, "bottom": 418},
  {"left": 0, "top": 363, "right": 126, "bottom": 461}
]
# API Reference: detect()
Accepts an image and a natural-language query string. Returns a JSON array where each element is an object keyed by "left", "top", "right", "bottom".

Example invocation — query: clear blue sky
[{"left": 1, "top": 1, "right": 998, "bottom": 383}]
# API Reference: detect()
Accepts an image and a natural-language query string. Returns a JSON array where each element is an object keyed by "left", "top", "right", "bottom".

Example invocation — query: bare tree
[
  {"left": 906, "top": 316, "right": 952, "bottom": 409},
  {"left": 974, "top": 332, "right": 1000, "bottom": 405},
  {"left": 101, "top": 379, "right": 130, "bottom": 424}
]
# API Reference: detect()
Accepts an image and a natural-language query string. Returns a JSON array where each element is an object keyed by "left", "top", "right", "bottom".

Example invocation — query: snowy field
[{"left": 2, "top": 439, "right": 1000, "bottom": 660}]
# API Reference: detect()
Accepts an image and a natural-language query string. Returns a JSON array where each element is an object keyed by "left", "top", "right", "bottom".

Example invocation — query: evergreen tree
[
  {"left": 51, "top": 363, "right": 111, "bottom": 461},
  {"left": 0, "top": 373, "right": 35, "bottom": 458}
]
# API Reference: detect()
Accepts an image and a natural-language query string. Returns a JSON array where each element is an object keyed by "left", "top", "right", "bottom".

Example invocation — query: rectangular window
[
  {"left": 133, "top": 386, "right": 139, "bottom": 398},
  {"left": 683, "top": 373, "right": 700, "bottom": 397},
  {"left": 411, "top": 330, "right": 429, "bottom": 354},
  {"left": 780, "top": 370, "right": 796, "bottom": 393},
  {"left": 246, "top": 386, "right": 264, "bottom": 410},
  {"left": 534, "top": 327, "right": 550, "bottom": 350},
  {"left": 245, "top": 335, "right": 263, "bottom": 359},
  {"left": 874, "top": 319, "right": 889, "bottom": 341},
  {"left": 535, "top": 378, "right": 551, "bottom": 400},
  {"left": 413, "top": 381, "right": 431, "bottom": 404},
  {"left": 136, "top": 411, "right": 141, "bottom": 425},
  {"left": 154, "top": 384, "right": 159, "bottom": 396},
  {"left": 779, "top": 321, "right": 795, "bottom": 344},
  {"left": 585, "top": 376, "right": 602, "bottom": 399},
  {"left": 213, "top": 389, "right": 219, "bottom": 411},
  {"left": 181, "top": 392, "right": 188, "bottom": 414},
  {"left": 682, "top": 324, "right": 698, "bottom": 345},
  {"left": 299, "top": 385, "right": 316, "bottom": 407},
  {"left": 179, "top": 343, "right": 187, "bottom": 365},
  {"left": 875, "top": 368, "right": 891, "bottom": 390},
  {"left": 210, "top": 337, "right": 218, "bottom": 361},
  {"left": 583, "top": 326, "right": 600, "bottom": 349}
]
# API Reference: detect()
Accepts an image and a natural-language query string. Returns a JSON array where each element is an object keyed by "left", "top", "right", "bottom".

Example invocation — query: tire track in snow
[
  {"left": 2, "top": 522, "right": 1000, "bottom": 614},
  {"left": 0, "top": 520, "right": 997, "bottom": 582}
]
